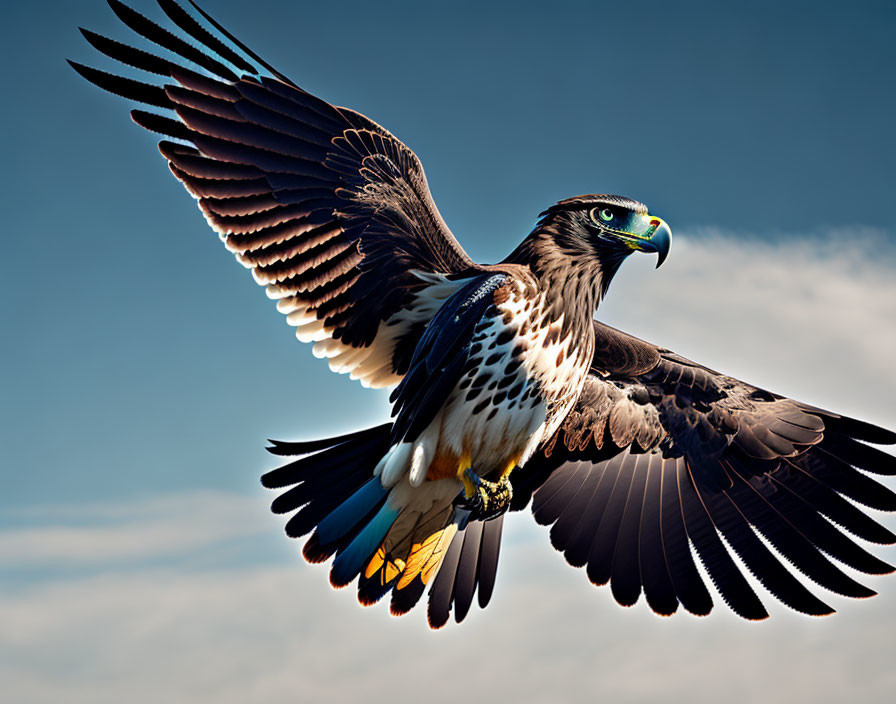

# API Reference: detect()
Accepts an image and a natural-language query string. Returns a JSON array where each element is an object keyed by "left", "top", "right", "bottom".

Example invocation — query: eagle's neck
[{"left": 503, "top": 223, "right": 627, "bottom": 342}]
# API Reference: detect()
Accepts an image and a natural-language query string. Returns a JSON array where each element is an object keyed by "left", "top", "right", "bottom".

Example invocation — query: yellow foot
[
  {"left": 461, "top": 468, "right": 479, "bottom": 499},
  {"left": 456, "top": 468, "right": 513, "bottom": 521}
]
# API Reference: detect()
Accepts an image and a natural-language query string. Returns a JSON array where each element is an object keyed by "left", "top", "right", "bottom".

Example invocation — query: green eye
[{"left": 590, "top": 207, "right": 614, "bottom": 224}]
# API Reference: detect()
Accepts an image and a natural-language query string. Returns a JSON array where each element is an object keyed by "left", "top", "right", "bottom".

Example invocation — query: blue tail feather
[
  {"left": 316, "top": 477, "right": 389, "bottom": 546},
  {"left": 330, "top": 502, "right": 400, "bottom": 587}
]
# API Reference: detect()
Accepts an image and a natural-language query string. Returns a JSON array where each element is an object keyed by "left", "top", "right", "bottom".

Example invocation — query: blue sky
[{"left": 2, "top": 1, "right": 896, "bottom": 702}]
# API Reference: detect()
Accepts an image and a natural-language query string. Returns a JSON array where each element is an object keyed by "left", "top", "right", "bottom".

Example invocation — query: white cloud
[
  {"left": 2, "top": 519, "right": 896, "bottom": 704},
  {"left": 3, "top": 234, "right": 896, "bottom": 703},
  {"left": 0, "top": 491, "right": 268, "bottom": 566},
  {"left": 603, "top": 229, "right": 896, "bottom": 425}
]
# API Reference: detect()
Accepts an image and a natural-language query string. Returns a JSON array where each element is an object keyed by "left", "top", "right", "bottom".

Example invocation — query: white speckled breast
[{"left": 433, "top": 278, "right": 593, "bottom": 475}]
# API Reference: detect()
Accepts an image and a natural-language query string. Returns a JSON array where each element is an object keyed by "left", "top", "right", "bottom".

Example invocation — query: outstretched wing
[
  {"left": 72, "top": 0, "right": 487, "bottom": 387},
  {"left": 512, "top": 322, "right": 896, "bottom": 619}
]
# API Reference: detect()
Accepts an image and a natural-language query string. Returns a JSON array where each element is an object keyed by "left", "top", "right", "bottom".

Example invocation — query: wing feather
[
  {"left": 638, "top": 453, "right": 679, "bottom": 616},
  {"left": 659, "top": 456, "right": 713, "bottom": 616},
  {"left": 516, "top": 322, "right": 895, "bottom": 619},
  {"left": 585, "top": 459, "right": 637, "bottom": 587},
  {"left": 723, "top": 457, "right": 875, "bottom": 599},
  {"left": 676, "top": 460, "right": 769, "bottom": 620},
  {"left": 73, "top": 0, "right": 501, "bottom": 388},
  {"left": 609, "top": 453, "right": 650, "bottom": 607},
  {"left": 559, "top": 459, "right": 619, "bottom": 568}
]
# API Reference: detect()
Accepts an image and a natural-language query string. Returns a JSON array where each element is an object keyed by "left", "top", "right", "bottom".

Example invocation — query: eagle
[{"left": 73, "top": 0, "right": 896, "bottom": 628}]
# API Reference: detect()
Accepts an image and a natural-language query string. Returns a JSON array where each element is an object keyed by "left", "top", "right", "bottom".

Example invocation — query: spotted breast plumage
[{"left": 73, "top": 0, "right": 896, "bottom": 627}]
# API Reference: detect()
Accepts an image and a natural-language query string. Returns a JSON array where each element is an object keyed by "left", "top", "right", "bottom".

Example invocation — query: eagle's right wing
[
  {"left": 72, "top": 0, "right": 490, "bottom": 387},
  {"left": 512, "top": 322, "right": 896, "bottom": 619}
]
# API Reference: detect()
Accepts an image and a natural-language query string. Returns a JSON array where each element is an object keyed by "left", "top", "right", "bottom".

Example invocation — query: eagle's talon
[{"left": 455, "top": 469, "right": 513, "bottom": 521}]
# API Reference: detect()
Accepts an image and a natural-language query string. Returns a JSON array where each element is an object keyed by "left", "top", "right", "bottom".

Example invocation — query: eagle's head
[{"left": 539, "top": 194, "right": 672, "bottom": 270}]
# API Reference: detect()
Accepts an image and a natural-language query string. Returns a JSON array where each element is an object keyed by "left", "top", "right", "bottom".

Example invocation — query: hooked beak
[{"left": 629, "top": 217, "right": 671, "bottom": 268}]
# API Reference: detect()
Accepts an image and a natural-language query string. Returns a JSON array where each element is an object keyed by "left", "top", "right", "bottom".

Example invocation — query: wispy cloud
[
  {"left": 0, "top": 491, "right": 267, "bottom": 567},
  {"left": 603, "top": 229, "right": 896, "bottom": 423},
  {"left": 3, "top": 234, "right": 896, "bottom": 703},
  {"left": 2, "top": 518, "right": 896, "bottom": 704}
]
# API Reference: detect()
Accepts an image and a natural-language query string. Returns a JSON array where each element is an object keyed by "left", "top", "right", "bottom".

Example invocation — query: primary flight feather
[{"left": 73, "top": 0, "right": 896, "bottom": 628}]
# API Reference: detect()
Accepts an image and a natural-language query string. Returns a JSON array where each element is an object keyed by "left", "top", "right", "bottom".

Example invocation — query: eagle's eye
[{"left": 590, "top": 207, "right": 615, "bottom": 225}]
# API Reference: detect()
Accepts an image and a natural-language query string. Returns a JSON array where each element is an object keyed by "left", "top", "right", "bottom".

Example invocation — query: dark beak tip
[{"left": 650, "top": 222, "right": 672, "bottom": 269}]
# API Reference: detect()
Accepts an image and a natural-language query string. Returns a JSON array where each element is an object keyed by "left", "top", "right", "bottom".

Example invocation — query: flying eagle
[{"left": 73, "top": 0, "right": 896, "bottom": 627}]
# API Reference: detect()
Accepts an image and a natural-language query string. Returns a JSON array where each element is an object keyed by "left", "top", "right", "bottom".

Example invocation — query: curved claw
[{"left": 454, "top": 470, "right": 513, "bottom": 522}]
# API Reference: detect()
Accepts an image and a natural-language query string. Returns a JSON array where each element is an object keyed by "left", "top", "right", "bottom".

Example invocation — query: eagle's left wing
[
  {"left": 512, "top": 322, "right": 896, "bottom": 619},
  {"left": 71, "top": 0, "right": 494, "bottom": 388}
]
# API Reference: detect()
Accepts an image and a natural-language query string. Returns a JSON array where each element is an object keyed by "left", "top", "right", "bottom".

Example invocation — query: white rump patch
[{"left": 381, "top": 442, "right": 413, "bottom": 488}]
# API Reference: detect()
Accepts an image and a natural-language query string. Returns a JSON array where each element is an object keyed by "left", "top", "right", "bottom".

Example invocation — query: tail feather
[
  {"left": 331, "top": 502, "right": 399, "bottom": 588},
  {"left": 263, "top": 423, "right": 505, "bottom": 626},
  {"left": 265, "top": 423, "right": 392, "bottom": 457},
  {"left": 476, "top": 516, "right": 504, "bottom": 608},
  {"left": 426, "top": 513, "right": 505, "bottom": 628},
  {"left": 390, "top": 575, "right": 427, "bottom": 616},
  {"left": 285, "top": 498, "right": 344, "bottom": 539},
  {"left": 272, "top": 464, "right": 375, "bottom": 516},
  {"left": 262, "top": 424, "right": 390, "bottom": 486},
  {"left": 356, "top": 547, "right": 403, "bottom": 606},
  {"left": 448, "top": 519, "right": 485, "bottom": 623},
  {"left": 397, "top": 524, "right": 458, "bottom": 589},
  {"left": 357, "top": 570, "right": 397, "bottom": 606},
  {"left": 356, "top": 499, "right": 454, "bottom": 604},
  {"left": 302, "top": 533, "right": 334, "bottom": 564},
  {"left": 426, "top": 522, "right": 467, "bottom": 628},
  {"left": 317, "top": 478, "right": 388, "bottom": 545}
]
